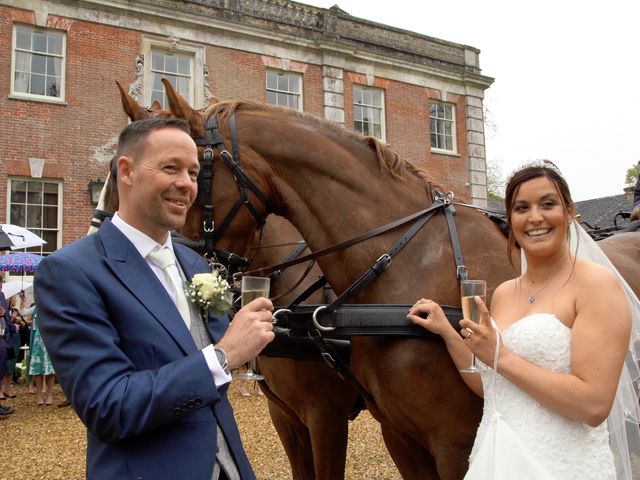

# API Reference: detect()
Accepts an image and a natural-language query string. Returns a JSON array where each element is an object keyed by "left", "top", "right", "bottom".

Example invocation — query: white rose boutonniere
[{"left": 185, "top": 268, "right": 232, "bottom": 317}]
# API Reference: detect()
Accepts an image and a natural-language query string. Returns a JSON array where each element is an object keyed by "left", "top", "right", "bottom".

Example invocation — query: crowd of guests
[{"left": 0, "top": 277, "right": 66, "bottom": 420}]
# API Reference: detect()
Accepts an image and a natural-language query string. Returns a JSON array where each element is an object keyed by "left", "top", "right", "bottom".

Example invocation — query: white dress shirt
[{"left": 111, "top": 213, "right": 231, "bottom": 387}]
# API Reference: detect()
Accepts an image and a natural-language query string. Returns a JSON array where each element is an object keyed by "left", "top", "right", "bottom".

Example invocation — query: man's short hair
[{"left": 115, "top": 117, "right": 192, "bottom": 160}]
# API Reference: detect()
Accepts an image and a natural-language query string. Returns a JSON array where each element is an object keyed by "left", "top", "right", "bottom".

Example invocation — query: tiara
[{"left": 506, "top": 159, "right": 563, "bottom": 184}]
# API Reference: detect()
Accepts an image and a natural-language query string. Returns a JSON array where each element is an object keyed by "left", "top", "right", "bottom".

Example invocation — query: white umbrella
[
  {"left": 0, "top": 224, "right": 47, "bottom": 250},
  {"left": 1, "top": 280, "right": 33, "bottom": 299}
]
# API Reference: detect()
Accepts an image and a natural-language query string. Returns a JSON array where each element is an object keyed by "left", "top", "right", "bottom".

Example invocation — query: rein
[
  {"left": 271, "top": 192, "right": 469, "bottom": 334},
  {"left": 266, "top": 241, "right": 320, "bottom": 303},
  {"left": 265, "top": 194, "right": 469, "bottom": 409},
  {"left": 241, "top": 194, "right": 452, "bottom": 278}
]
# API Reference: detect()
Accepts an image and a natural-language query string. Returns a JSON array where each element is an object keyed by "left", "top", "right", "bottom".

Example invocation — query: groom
[{"left": 35, "top": 118, "right": 275, "bottom": 479}]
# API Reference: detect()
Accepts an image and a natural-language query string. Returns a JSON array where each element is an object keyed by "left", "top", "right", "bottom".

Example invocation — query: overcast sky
[{"left": 300, "top": 0, "right": 640, "bottom": 201}]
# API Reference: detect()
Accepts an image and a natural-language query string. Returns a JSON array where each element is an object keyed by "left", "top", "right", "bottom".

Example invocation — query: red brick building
[{"left": 0, "top": 0, "right": 493, "bottom": 258}]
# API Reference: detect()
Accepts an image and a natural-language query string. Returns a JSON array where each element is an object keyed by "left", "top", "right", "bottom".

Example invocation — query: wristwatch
[{"left": 213, "top": 346, "right": 230, "bottom": 375}]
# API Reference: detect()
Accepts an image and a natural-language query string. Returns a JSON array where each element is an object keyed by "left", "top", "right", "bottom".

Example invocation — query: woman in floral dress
[{"left": 28, "top": 308, "right": 56, "bottom": 405}]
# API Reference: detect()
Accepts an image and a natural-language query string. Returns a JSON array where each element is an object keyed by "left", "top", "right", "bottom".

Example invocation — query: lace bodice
[{"left": 469, "top": 313, "right": 615, "bottom": 480}]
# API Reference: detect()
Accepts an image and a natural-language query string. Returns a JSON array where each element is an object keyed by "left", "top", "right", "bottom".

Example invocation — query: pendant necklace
[{"left": 523, "top": 265, "right": 565, "bottom": 304}]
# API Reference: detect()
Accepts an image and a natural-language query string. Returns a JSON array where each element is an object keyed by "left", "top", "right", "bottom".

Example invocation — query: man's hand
[
  {"left": 631, "top": 206, "right": 640, "bottom": 222},
  {"left": 216, "top": 297, "right": 275, "bottom": 369}
]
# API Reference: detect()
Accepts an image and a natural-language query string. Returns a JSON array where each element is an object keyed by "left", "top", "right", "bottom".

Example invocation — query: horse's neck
[
  {"left": 262, "top": 136, "right": 430, "bottom": 250},
  {"left": 241, "top": 112, "right": 513, "bottom": 302},
  {"left": 251, "top": 131, "right": 436, "bottom": 296}
]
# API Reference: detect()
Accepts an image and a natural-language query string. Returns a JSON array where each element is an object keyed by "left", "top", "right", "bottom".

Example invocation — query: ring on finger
[{"left": 465, "top": 328, "right": 474, "bottom": 338}]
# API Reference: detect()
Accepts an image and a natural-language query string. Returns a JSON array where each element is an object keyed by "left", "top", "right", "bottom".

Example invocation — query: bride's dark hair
[{"left": 504, "top": 160, "right": 574, "bottom": 267}]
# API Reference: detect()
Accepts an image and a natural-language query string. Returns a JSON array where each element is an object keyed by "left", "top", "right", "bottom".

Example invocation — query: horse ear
[
  {"left": 162, "top": 78, "right": 204, "bottom": 136},
  {"left": 115, "top": 81, "right": 150, "bottom": 121}
]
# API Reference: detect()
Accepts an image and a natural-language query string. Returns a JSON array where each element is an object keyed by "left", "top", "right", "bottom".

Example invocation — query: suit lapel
[
  {"left": 98, "top": 221, "right": 196, "bottom": 354},
  {"left": 174, "top": 246, "right": 203, "bottom": 281}
]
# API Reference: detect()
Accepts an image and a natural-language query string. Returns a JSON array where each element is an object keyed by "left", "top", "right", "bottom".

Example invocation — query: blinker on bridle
[{"left": 192, "top": 112, "right": 275, "bottom": 267}]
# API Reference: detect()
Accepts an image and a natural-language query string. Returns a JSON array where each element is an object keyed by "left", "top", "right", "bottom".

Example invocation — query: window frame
[
  {"left": 429, "top": 101, "right": 457, "bottom": 154},
  {"left": 7, "top": 177, "right": 63, "bottom": 259},
  {"left": 353, "top": 85, "right": 386, "bottom": 142},
  {"left": 141, "top": 36, "right": 205, "bottom": 109},
  {"left": 10, "top": 24, "right": 67, "bottom": 103},
  {"left": 265, "top": 70, "right": 303, "bottom": 111},
  {"left": 149, "top": 49, "right": 194, "bottom": 109}
]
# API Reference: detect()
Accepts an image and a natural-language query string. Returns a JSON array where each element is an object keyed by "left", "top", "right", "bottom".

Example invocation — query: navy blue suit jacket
[{"left": 34, "top": 220, "right": 254, "bottom": 480}]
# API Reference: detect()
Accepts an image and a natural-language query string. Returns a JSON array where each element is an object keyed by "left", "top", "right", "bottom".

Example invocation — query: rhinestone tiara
[{"left": 506, "top": 159, "right": 564, "bottom": 184}]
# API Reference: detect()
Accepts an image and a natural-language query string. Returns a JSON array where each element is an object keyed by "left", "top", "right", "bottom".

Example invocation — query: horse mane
[{"left": 206, "top": 100, "right": 441, "bottom": 192}]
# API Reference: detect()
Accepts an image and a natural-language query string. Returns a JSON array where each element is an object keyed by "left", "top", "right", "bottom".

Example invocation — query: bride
[{"left": 408, "top": 161, "right": 640, "bottom": 479}]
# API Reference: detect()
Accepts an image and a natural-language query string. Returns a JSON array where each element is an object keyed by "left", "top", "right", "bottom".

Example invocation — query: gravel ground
[{"left": 2, "top": 382, "right": 401, "bottom": 479}]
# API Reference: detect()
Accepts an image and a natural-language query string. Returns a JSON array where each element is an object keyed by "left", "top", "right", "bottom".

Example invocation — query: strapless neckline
[
  {"left": 498, "top": 312, "right": 570, "bottom": 335},
  {"left": 469, "top": 311, "right": 615, "bottom": 480}
]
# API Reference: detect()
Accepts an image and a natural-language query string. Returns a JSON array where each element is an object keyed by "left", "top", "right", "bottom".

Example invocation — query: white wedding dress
[{"left": 465, "top": 313, "right": 616, "bottom": 480}]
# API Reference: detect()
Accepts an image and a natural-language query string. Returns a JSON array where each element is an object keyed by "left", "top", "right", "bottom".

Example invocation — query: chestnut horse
[
  {"left": 114, "top": 79, "right": 640, "bottom": 478},
  {"left": 250, "top": 216, "right": 360, "bottom": 480},
  {"left": 106, "top": 84, "right": 361, "bottom": 480},
  {"left": 159, "top": 80, "right": 640, "bottom": 479},
  {"left": 163, "top": 83, "right": 511, "bottom": 479},
  {"left": 600, "top": 233, "right": 640, "bottom": 295}
]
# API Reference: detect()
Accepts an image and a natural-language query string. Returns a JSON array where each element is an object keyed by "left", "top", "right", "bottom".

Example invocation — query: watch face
[{"left": 214, "top": 347, "right": 228, "bottom": 373}]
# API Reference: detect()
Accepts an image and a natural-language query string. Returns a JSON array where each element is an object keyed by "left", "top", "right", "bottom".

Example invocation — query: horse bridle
[{"left": 190, "top": 112, "right": 276, "bottom": 268}]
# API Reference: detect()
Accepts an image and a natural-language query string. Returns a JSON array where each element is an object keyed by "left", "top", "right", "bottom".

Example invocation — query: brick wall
[
  {"left": 344, "top": 73, "right": 471, "bottom": 201},
  {"left": 0, "top": 7, "right": 137, "bottom": 243},
  {"left": 0, "top": 3, "right": 479, "bottom": 248}
]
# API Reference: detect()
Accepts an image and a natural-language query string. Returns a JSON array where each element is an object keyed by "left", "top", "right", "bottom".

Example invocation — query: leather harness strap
[
  {"left": 285, "top": 275, "right": 329, "bottom": 308},
  {"left": 443, "top": 202, "right": 469, "bottom": 280},
  {"left": 317, "top": 205, "right": 443, "bottom": 319},
  {"left": 241, "top": 198, "right": 450, "bottom": 278},
  {"left": 266, "top": 241, "right": 319, "bottom": 303},
  {"left": 274, "top": 304, "right": 463, "bottom": 337},
  {"left": 307, "top": 329, "right": 376, "bottom": 406}
]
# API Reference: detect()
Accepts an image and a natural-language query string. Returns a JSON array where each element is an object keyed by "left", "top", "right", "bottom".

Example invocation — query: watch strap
[{"left": 213, "top": 346, "right": 230, "bottom": 375}]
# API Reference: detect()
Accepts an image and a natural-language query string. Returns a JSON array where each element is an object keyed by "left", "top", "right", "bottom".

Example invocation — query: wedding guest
[
  {"left": 28, "top": 308, "right": 55, "bottom": 406},
  {"left": 16, "top": 314, "right": 29, "bottom": 362},
  {"left": 408, "top": 161, "right": 639, "bottom": 479},
  {"left": 35, "top": 117, "right": 275, "bottom": 479},
  {"left": 0, "top": 307, "right": 22, "bottom": 395},
  {"left": 0, "top": 277, "right": 15, "bottom": 417},
  {"left": 1, "top": 293, "right": 26, "bottom": 397},
  {"left": 21, "top": 304, "right": 35, "bottom": 394}
]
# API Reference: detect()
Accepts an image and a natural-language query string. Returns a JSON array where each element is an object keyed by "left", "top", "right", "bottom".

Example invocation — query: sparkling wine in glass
[
  {"left": 235, "top": 276, "right": 270, "bottom": 382},
  {"left": 459, "top": 279, "right": 487, "bottom": 374}
]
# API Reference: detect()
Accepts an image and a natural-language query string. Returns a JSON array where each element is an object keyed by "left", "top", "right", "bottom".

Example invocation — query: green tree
[
  {"left": 626, "top": 162, "right": 640, "bottom": 186},
  {"left": 486, "top": 157, "right": 505, "bottom": 197}
]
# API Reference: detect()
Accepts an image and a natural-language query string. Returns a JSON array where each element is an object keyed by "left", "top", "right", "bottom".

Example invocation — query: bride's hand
[
  {"left": 408, "top": 298, "right": 455, "bottom": 337},
  {"left": 460, "top": 296, "right": 502, "bottom": 367}
]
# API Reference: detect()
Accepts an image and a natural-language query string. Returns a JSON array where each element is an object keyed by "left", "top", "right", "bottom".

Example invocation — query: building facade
[{"left": 0, "top": 0, "right": 493, "bottom": 256}]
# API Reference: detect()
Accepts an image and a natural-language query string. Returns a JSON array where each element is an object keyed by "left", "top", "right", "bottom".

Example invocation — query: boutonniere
[{"left": 185, "top": 263, "right": 232, "bottom": 317}]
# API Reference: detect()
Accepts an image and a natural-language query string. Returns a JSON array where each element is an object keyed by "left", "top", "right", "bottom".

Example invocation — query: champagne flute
[
  {"left": 235, "top": 276, "right": 270, "bottom": 381},
  {"left": 459, "top": 279, "right": 487, "bottom": 374}
]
